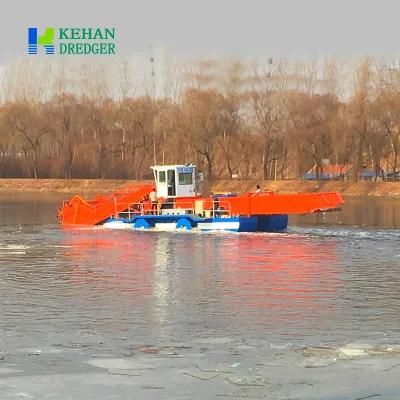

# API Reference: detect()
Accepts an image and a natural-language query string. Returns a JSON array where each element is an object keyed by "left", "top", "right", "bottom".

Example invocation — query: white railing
[
  {"left": 210, "top": 200, "right": 231, "bottom": 218},
  {"left": 113, "top": 199, "right": 232, "bottom": 220}
]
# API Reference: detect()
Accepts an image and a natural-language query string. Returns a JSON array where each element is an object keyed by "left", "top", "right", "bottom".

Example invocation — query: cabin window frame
[
  {"left": 158, "top": 171, "right": 166, "bottom": 183},
  {"left": 178, "top": 172, "right": 193, "bottom": 185}
]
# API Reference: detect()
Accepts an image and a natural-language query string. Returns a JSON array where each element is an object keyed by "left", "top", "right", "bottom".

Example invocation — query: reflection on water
[
  {"left": 59, "top": 229, "right": 339, "bottom": 340},
  {"left": 1, "top": 193, "right": 400, "bottom": 398}
]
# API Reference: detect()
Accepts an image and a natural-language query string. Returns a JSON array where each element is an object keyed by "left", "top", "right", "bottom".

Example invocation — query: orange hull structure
[{"left": 58, "top": 184, "right": 153, "bottom": 226}]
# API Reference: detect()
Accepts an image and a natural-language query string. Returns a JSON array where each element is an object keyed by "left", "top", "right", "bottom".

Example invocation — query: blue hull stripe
[{"left": 103, "top": 214, "right": 288, "bottom": 232}]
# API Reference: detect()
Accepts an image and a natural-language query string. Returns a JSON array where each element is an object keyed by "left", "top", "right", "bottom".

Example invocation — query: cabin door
[{"left": 167, "top": 170, "right": 176, "bottom": 197}]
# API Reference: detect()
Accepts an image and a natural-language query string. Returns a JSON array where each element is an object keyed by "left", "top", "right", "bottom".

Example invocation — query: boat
[{"left": 58, "top": 164, "right": 344, "bottom": 232}]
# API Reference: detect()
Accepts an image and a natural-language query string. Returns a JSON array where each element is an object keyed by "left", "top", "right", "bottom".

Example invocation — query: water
[{"left": 1, "top": 193, "right": 400, "bottom": 399}]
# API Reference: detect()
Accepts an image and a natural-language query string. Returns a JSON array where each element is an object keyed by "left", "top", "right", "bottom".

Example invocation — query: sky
[{"left": 0, "top": 0, "right": 399, "bottom": 65}]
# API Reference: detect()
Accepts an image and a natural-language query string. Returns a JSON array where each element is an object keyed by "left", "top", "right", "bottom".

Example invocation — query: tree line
[{"left": 1, "top": 56, "right": 400, "bottom": 181}]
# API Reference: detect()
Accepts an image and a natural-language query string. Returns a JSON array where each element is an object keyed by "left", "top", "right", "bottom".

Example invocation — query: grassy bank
[{"left": 1, "top": 178, "right": 400, "bottom": 197}]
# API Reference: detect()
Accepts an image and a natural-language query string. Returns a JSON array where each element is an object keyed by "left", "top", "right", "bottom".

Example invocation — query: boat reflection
[
  {"left": 216, "top": 233, "right": 341, "bottom": 327},
  {"left": 60, "top": 227, "right": 156, "bottom": 300},
  {"left": 60, "top": 228, "right": 342, "bottom": 334}
]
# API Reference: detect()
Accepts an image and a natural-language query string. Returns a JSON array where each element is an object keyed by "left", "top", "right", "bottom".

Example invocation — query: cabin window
[
  {"left": 178, "top": 172, "right": 192, "bottom": 185},
  {"left": 158, "top": 171, "right": 166, "bottom": 183}
]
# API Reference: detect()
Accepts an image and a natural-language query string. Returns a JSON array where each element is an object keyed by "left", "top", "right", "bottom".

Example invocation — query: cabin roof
[{"left": 150, "top": 164, "right": 196, "bottom": 171}]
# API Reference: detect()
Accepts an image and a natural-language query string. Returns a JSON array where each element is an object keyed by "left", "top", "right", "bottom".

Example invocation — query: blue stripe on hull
[{"left": 103, "top": 214, "right": 288, "bottom": 232}]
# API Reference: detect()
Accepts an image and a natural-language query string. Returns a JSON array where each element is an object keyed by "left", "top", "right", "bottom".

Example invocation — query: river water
[{"left": 1, "top": 194, "right": 400, "bottom": 399}]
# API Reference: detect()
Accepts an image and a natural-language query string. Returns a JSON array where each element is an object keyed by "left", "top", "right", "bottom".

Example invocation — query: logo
[
  {"left": 28, "top": 27, "right": 55, "bottom": 55},
  {"left": 27, "top": 27, "right": 116, "bottom": 56}
]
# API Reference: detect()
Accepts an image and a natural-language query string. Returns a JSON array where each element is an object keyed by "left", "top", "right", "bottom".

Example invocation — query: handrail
[
  {"left": 211, "top": 199, "right": 231, "bottom": 217},
  {"left": 111, "top": 199, "right": 232, "bottom": 220}
]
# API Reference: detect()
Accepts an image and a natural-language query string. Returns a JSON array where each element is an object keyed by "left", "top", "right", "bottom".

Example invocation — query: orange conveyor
[
  {"left": 219, "top": 191, "right": 344, "bottom": 216},
  {"left": 58, "top": 184, "right": 153, "bottom": 225}
]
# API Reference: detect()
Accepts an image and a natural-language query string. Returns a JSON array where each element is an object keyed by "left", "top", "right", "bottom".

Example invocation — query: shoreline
[{"left": 0, "top": 178, "right": 400, "bottom": 197}]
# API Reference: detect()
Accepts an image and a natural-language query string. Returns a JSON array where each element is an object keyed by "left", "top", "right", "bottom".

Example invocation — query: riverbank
[
  {"left": 0, "top": 179, "right": 150, "bottom": 194},
  {"left": 1, "top": 178, "right": 400, "bottom": 197}
]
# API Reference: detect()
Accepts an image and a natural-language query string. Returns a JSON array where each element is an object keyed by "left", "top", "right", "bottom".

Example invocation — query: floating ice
[
  {"left": 339, "top": 343, "right": 373, "bottom": 357},
  {"left": 87, "top": 358, "right": 154, "bottom": 371},
  {"left": 0, "top": 367, "right": 23, "bottom": 374},
  {"left": 193, "top": 337, "right": 234, "bottom": 344},
  {"left": 302, "top": 343, "right": 400, "bottom": 362},
  {"left": 226, "top": 375, "right": 266, "bottom": 386}
]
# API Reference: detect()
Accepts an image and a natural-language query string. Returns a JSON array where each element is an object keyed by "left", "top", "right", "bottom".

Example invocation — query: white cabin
[{"left": 150, "top": 165, "right": 199, "bottom": 198}]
